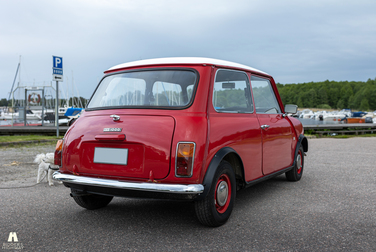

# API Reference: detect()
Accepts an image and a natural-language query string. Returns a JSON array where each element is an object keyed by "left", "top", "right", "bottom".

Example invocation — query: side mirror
[{"left": 284, "top": 104, "right": 298, "bottom": 114}]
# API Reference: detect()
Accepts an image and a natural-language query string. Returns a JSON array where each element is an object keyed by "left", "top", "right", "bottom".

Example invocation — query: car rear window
[{"left": 87, "top": 70, "right": 197, "bottom": 109}]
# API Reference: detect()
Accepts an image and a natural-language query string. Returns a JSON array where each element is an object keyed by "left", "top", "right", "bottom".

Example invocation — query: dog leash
[
  {"left": 48, "top": 165, "right": 59, "bottom": 171},
  {"left": 0, "top": 184, "right": 41, "bottom": 189},
  {"left": 0, "top": 166, "right": 60, "bottom": 189}
]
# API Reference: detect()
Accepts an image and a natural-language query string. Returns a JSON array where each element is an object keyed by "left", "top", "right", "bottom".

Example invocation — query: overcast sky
[{"left": 1, "top": 0, "right": 375, "bottom": 100}]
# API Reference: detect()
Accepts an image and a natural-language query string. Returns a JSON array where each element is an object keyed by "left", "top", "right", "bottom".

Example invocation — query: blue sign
[
  {"left": 53, "top": 56, "right": 63, "bottom": 68},
  {"left": 53, "top": 68, "right": 63, "bottom": 75},
  {"left": 53, "top": 56, "right": 63, "bottom": 75},
  {"left": 52, "top": 56, "right": 63, "bottom": 81}
]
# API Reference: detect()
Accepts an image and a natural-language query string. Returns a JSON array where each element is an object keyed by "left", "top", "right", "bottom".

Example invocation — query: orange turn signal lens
[
  {"left": 54, "top": 139, "right": 63, "bottom": 166},
  {"left": 176, "top": 142, "right": 195, "bottom": 177}
]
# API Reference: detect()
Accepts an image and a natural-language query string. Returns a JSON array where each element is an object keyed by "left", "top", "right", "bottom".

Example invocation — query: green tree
[
  {"left": 297, "top": 97, "right": 303, "bottom": 108},
  {"left": 317, "top": 104, "right": 331, "bottom": 109},
  {"left": 337, "top": 99, "right": 345, "bottom": 109},
  {"left": 359, "top": 98, "right": 369, "bottom": 111},
  {"left": 304, "top": 89, "right": 317, "bottom": 108},
  {"left": 368, "top": 87, "right": 376, "bottom": 110},
  {"left": 340, "top": 84, "right": 353, "bottom": 108},
  {"left": 275, "top": 78, "right": 376, "bottom": 110},
  {"left": 328, "top": 87, "right": 340, "bottom": 108},
  {"left": 0, "top": 98, "right": 8, "bottom": 106},
  {"left": 348, "top": 95, "right": 355, "bottom": 109},
  {"left": 277, "top": 86, "right": 288, "bottom": 104},
  {"left": 317, "top": 87, "right": 328, "bottom": 105}
]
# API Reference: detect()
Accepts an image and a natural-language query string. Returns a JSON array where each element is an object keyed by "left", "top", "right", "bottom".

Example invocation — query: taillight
[
  {"left": 175, "top": 142, "right": 195, "bottom": 177},
  {"left": 54, "top": 139, "right": 63, "bottom": 166}
]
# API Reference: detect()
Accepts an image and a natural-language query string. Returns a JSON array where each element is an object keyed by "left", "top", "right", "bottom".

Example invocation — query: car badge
[{"left": 103, "top": 128, "right": 122, "bottom": 132}]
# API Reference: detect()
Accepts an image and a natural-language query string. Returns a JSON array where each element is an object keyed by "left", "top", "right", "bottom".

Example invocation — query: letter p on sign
[
  {"left": 53, "top": 56, "right": 63, "bottom": 69},
  {"left": 55, "top": 58, "right": 61, "bottom": 67}
]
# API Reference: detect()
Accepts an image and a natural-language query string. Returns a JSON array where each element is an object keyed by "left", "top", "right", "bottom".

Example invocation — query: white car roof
[{"left": 107, "top": 57, "right": 267, "bottom": 75}]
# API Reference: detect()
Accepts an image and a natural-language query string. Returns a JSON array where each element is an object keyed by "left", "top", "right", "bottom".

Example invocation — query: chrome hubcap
[
  {"left": 296, "top": 153, "right": 302, "bottom": 173},
  {"left": 216, "top": 181, "right": 228, "bottom": 206}
]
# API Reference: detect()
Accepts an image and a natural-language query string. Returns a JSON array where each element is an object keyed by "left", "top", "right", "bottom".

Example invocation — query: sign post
[{"left": 53, "top": 56, "right": 63, "bottom": 137}]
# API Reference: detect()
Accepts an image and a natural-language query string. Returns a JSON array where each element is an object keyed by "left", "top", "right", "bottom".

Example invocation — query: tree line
[{"left": 276, "top": 78, "right": 376, "bottom": 111}]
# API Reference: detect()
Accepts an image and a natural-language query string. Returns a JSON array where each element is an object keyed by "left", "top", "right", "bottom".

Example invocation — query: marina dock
[
  {"left": 303, "top": 123, "right": 376, "bottom": 130},
  {"left": 304, "top": 123, "right": 376, "bottom": 136},
  {"left": 0, "top": 125, "right": 68, "bottom": 135}
]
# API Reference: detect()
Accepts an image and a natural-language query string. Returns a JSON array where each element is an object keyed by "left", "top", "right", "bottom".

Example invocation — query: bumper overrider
[{"left": 53, "top": 171, "right": 204, "bottom": 200}]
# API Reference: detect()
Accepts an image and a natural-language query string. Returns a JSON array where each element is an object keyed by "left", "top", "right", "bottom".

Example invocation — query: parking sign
[{"left": 52, "top": 56, "right": 63, "bottom": 82}]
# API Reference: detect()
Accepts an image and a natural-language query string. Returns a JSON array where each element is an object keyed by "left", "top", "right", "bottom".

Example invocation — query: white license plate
[{"left": 94, "top": 147, "right": 128, "bottom": 165}]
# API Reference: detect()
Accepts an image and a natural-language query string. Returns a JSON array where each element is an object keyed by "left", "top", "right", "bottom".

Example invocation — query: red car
[{"left": 53, "top": 57, "right": 308, "bottom": 227}]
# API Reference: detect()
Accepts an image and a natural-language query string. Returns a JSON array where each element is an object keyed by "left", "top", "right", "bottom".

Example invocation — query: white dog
[{"left": 34, "top": 153, "right": 56, "bottom": 186}]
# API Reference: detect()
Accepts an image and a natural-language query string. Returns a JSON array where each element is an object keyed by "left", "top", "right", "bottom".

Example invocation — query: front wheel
[
  {"left": 71, "top": 189, "right": 113, "bottom": 210},
  {"left": 286, "top": 145, "right": 304, "bottom": 181},
  {"left": 195, "top": 160, "right": 236, "bottom": 227}
]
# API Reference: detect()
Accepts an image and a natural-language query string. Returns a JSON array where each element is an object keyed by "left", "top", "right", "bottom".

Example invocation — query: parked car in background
[{"left": 54, "top": 57, "right": 308, "bottom": 227}]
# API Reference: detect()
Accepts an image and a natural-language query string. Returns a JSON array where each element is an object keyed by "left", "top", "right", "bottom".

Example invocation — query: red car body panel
[
  {"left": 60, "top": 113, "right": 175, "bottom": 179},
  {"left": 207, "top": 109, "right": 263, "bottom": 182},
  {"left": 256, "top": 113, "right": 294, "bottom": 175}
]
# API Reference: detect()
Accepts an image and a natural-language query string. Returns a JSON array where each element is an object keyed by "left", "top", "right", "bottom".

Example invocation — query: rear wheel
[
  {"left": 71, "top": 189, "right": 113, "bottom": 210},
  {"left": 286, "top": 145, "right": 304, "bottom": 181},
  {"left": 195, "top": 160, "right": 236, "bottom": 227}
]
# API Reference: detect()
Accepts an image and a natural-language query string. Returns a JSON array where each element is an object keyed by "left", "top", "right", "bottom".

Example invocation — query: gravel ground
[{"left": 0, "top": 142, "right": 57, "bottom": 187}]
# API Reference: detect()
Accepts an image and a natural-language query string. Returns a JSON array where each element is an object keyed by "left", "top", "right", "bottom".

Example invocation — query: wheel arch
[
  {"left": 196, "top": 147, "right": 245, "bottom": 200},
  {"left": 294, "top": 134, "right": 308, "bottom": 166},
  {"left": 299, "top": 134, "right": 308, "bottom": 153}
]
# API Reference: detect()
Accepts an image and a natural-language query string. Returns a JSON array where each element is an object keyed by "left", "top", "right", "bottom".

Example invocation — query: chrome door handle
[
  {"left": 110, "top": 115, "right": 120, "bottom": 121},
  {"left": 261, "top": 125, "right": 270, "bottom": 130}
]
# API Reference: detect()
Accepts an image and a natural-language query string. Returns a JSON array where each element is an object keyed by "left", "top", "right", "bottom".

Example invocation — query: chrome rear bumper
[{"left": 53, "top": 171, "right": 204, "bottom": 196}]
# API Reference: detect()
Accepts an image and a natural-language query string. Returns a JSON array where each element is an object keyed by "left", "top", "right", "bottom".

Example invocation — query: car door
[
  {"left": 209, "top": 69, "right": 263, "bottom": 182},
  {"left": 250, "top": 75, "right": 294, "bottom": 175}
]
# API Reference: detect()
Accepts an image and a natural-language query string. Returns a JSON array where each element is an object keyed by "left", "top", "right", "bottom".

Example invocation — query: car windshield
[{"left": 87, "top": 70, "right": 197, "bottom": 109}]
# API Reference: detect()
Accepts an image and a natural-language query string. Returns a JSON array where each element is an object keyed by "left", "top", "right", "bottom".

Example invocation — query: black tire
[
  {"left": 286, "top": 145, "right": 304, "bottom": 181},
  {"left": 68, "top": 118, "right": 76, "bottom": 127},
  {"left": 195, "top": 160, "right": 236, "bottom": 227},
  {"left": 71, "top": 190, "right": 113, "bottom": 210}
]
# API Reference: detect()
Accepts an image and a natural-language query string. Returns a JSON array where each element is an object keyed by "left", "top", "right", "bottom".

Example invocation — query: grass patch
[
  {"left": 0, "top": 135, "right": 62, "bottom": 143},
  {"left": 332, "top": 133, "right": 376, "bottom": 138},
  {"left": 315, "top": 133, "right": 376, "bottom": 138},
  {"left": 1, "top": 141, "right": 57, "bottom": 149}
]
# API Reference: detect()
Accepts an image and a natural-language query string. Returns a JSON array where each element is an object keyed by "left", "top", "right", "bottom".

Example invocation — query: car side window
[
  {"left": 212, "top": 69, "right": 253, "bottom": 113},
  {"left": 251, "top": 76, "right": 281, "bottom": 114}
]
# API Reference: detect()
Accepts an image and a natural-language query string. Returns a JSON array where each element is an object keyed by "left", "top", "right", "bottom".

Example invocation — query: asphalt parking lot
[{"left": 0, "top": 138, "right": 375, "bottom": 251}]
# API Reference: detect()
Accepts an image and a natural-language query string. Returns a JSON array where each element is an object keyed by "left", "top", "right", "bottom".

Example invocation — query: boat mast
[{"left": 9, "top": 56, "right": 21, "bottom": 101}]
